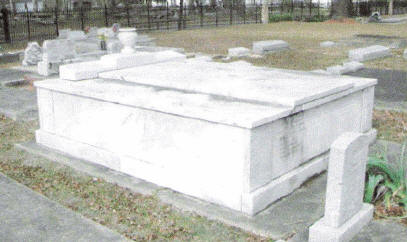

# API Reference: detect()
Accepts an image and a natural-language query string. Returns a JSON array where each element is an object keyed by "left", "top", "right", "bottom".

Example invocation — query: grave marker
[{"left": 309, "top": 131, "right": 375, "bottom": 242}]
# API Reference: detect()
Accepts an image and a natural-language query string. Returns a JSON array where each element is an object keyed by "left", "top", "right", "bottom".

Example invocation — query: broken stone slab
[
  {"left": 348, "top": 45, "right": 391, "bottom": 62},
  {"left": 309, "top": 131, "right": 375, "bottom": 242},
  {"left": 228, "top": 47, "right": 250, "bottom": 57},
  {"left": 343, "top": 61, "right": 364, "bottom": 73},
  {"left": 320, "top": 41, "right": 336, "bottom": 48},
  {"left": 22, "top": 42, "right": 42, "bottom": 66},
  {"left": 252, "top": 40, "right": 289, "bottom": 55}
]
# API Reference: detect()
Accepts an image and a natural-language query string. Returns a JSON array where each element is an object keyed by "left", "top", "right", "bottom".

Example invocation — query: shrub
[
  {"left": 269, "top": 14, "right": 293, "bottom": 22},
  {"left": 364, "top": 142, "right": 407, "bottom": 212}
]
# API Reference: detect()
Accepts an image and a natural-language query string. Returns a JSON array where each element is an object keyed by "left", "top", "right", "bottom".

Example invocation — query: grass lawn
[{"left": 150, "top": 21, "right": 407, "bottom": 71}]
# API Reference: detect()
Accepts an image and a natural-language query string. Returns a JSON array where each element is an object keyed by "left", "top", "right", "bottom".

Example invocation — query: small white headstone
[
  {"left": 228, "top": 47, "right": 250, "bottom": 57},
  {"left": 42, "top": 39, "right": 75, "bottom": 63},
  {"left": 309, "top": 131, "right": 375, "bottom": 242},
  {"left": 349, "top": 45, "right": 391, "bottom": 62},
  {"left": 403, "top": 49, "right": 407, "bottom": 60},
  {"left": 87, "top": 27, "right": 98, "bottom": 38},
  {"left": 22, "top": 42, "right": 42, "bottom": 66},
  {"left": 252, "top": 40, "right": 289, "bottom": 55},
  {"left": 326, "top": 65, "right": 352, "bottom": 75},
  {"left": 107, "top": 39, "right": 123, "bottom": 54},
  {"left": 67, "top": 30, "right": 87, "bottom": 40},
  {"left": 343, "top": 61, "right": 364, "bottom": 72},
  {"left": 320, "top": 41, "right": 336, "bottom": 48},
  {"left": 58, "top": 29, "right": 71, "bottom": 39}
]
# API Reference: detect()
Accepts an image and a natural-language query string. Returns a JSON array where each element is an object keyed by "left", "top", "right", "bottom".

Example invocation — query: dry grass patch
[
  {"left": 151, "top": 21, "right": 407, "bottom": 70},
  {"left": 373, "top": 109, "right": 407, "bottom": 143}
]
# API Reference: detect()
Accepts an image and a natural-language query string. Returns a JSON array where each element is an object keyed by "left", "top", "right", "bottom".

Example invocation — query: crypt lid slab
[{"left": 98, "top": 60, "right": 374, "bottom": 107}]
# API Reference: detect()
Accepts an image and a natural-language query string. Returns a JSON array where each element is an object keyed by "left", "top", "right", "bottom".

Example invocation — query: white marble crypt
[{"left": 34, "top": 55, "right": 377, "bottom": 215}]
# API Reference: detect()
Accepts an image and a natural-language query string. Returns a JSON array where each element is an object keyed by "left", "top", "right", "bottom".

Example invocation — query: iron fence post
[
  {"left": 104, "top": 4, "right": 108, "bottom": 27},
  {"left": 243, "top": 2, "right": 246, "bottom": 24},
  {"left": 229, "top": 1, "right": 233, "bottom": 25},
  {"left": 126, "top": 3, "right": 130, "bottom": 27},
  {"left": 55, "top": 6, "right": 59, "bottom": 37},
  {"left": 200, "top": 4, "right": 203, "bottom": 27},
  {"left": 26, "top": 7, "right": 31, "bottom": 41},
  {"left": 80, "top": 6, "right": 84, "bottom": 30},
  {"left": 166, "top": 2, "right": 169, "bottom": 30},
  {"left": 255, "top": 2, "right": 258, "bottom": 24},
  {"left": 0, "top": 8, "right": 11, "bottom": 43},
  {"left": 147, "top": 2, "right": 151, "bottom": 30},
  {"left": 215, "top": 6, "right": 218, "bottom": 27}
]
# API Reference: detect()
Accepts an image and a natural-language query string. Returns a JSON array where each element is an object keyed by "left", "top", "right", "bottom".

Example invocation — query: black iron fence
[
  {"left": 1, "top": 1, "right": 407, "bottom": 44},
  {"left": 0, "top": 3, "right": 262, "bottom": 44}
]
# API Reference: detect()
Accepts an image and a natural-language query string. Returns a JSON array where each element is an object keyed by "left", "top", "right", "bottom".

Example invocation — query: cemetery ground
[{"left": 1, "top": 20, "right": 407, "bottom": 241}]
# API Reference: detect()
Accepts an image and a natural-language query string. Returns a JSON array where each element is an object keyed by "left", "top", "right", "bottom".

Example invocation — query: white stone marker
[
  {"left": 320, "top": 41, "right": 336, "bottom": 48},
  {"left": 67, "top": 30, "right": 87, "bottom": 40},
  {"left": 228, "top": 47, "right": 250, "bottom": 57},
  {"left": 348, "top": 45, "right": 391, "bottom": 62},
  {"left": 343, "top": 61, "right": 364, "bottom": 73},
  {"left": 309, "top": 131, "right": 375, "bottom": 242},
  {"left": 326, "top": 65, "right": 351, "bottom": 75},
  {"left": 252, "top": 40, "right": 289, "bottom": 55},
  {"left": 403, "top": 49, "right": 407, "bottom": 60},
  {"left": 58, "top": 29, "right": 71, "bottom": 39}
]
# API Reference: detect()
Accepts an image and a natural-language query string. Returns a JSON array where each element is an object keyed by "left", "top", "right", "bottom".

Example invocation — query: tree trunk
[
  {"left": 389, "top": 0, "right": 393, "bottom": 16},
  {"left": 330, "top": 0, "right": 354, "bottom": 18}
]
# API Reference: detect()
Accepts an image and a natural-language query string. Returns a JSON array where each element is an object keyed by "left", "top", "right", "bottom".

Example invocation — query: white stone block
[
  {"left": 74, "top": 40, "right": 101, "bottom": 54},
  {"left": 404, "top": 49, "right": 407, "bottom": 60},
  {"left": 228, "top": 47, "right": 250, "bottom": 57},
  {"left": 309, "top": 203, "right": 373, "bottom": 242},
  {"left": 67, "top": 30, "right": 87, "bottom": 40},
  {"left": 343, "top": 61, "right": 364, "bottom": 73},
  {"left": 252, "top": 40, "right": 289, "bottom": 55},
  {"left": 37, "top": 61, "right": 58, "bottom": 76},
  {"left": 59, "top": 61, "right": 114, "bottom": 81},
  {"left": 348, "top": 45, "right": 391, "bottom": 62},
  {"left": 326, "top": 65, "right": 352, "bottom": 75},
  {"left": 58, "top": 29, "right": 71, "bottom": 39},
  {"left": 100, "top": 50, "right": 185, "bottom": 70},
  {"left": 320, "top": 41, "right": 336, "bottom": 48},
  {"left": 42, "top": 39, "right": 75, "bottom": 62}
]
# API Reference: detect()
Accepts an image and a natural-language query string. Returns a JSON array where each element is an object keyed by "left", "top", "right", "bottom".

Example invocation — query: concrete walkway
[
  {"left": 0, "top": 172, "right": 128, "bottom": 242},
  {"left": 0, "top": 86, "right": 38, "bottom": 121}
]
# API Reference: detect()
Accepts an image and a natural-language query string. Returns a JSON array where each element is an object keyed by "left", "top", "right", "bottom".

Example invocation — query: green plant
[
  {"left": 364, "top": 142, "right": 407, "bottom": 211},
  {"left": 269, "top": 14, "right": 293, "bottom": 22}
]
